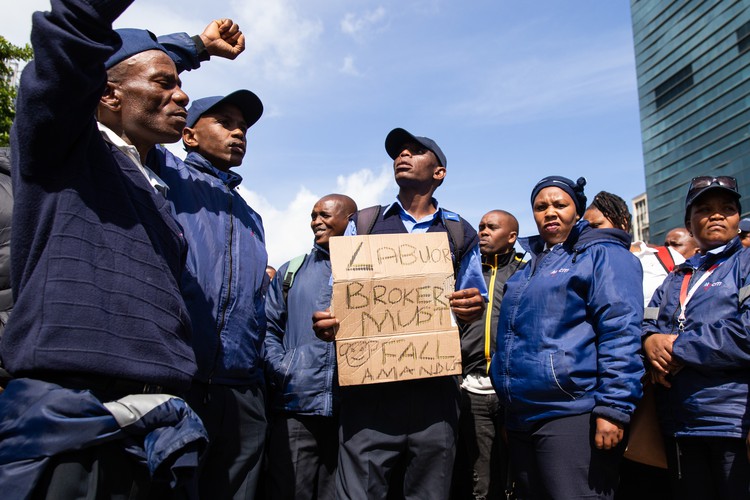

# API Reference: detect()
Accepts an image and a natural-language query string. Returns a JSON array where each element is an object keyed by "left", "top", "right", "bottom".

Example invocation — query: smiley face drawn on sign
[{"left": 339, "top": 340, "right": 379, "bottom": 367}]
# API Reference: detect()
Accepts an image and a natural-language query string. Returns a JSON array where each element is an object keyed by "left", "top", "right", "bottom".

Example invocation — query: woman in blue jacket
[
  {"left": 490, "top": 176, "right": 644, "bottom": 499},
  {"left": 643, "top": 176, "right": 750, "bottom": 498}
]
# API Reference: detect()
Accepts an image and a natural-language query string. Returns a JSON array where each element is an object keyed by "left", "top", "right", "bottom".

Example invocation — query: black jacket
[{"left": 460, "top": 251, "right": 524, "bottom": 376}]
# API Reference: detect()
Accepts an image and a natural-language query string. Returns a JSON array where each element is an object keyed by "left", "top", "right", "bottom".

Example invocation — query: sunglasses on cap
[{"left": 688, "top": 176, "right": 738, "bottom": 193}]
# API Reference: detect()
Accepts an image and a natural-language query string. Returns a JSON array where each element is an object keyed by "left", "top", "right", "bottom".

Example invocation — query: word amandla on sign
[{"left": 329, "top": 232, "right": 461, "bottom": 386}]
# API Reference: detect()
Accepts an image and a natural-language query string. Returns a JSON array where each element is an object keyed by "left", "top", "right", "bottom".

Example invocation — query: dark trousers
[
  {"left": 508, "top": 413, "right": 623, "bottom": 500},
  {"left": 336, "top": 377, "right": 460, "bottom": 500},
  {"left": 33, "top": 442, "right": 177, "bottom": 500},
  {"left": 265, "top": 413, "right": 338, "bottom": 500},
  {"left": 452, "top": 390, "right": 508, "bottom": 500},
  {"left": 186, "top": 383, "right": 266, "bottom": 500},
  {"left": 614, "top": 458, "right": 670, "bottom": 500},
  {"left": 664, "top": 435, "right": 750, "bottom": 500}
]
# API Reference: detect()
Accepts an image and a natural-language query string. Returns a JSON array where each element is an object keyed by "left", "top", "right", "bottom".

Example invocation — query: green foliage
[{"left": 0, "top": 36, "right": 33, "bottom": 147}]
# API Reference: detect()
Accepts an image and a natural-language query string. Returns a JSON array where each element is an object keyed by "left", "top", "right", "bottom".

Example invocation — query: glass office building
[{"left": 631, "top": 1, "right": 750, "bottom": 243}]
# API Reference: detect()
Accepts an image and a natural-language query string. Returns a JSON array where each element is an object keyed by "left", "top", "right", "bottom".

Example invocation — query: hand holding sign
[
  {"left": 313, "top": 309, "right": 338, "bottom": 342},
  {"left": 448, "top": 287, "right": 485, "bottom": 323}
]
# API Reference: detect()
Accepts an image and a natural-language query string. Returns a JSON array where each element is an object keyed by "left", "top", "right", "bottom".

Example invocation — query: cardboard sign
[{"left": 330, "top": 232, "right": 462, "bottom": 386}]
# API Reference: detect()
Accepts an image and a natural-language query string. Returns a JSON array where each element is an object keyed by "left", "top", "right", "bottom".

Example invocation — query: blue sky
[{"left": 4, "top": 0, "right": 645, "bottom": 267}]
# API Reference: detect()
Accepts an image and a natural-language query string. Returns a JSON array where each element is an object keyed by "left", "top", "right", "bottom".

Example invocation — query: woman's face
[
  {"left": 533, "top": 186, "right": 579, "bottom": 245},
  {"left": 687, "top": 190, "right": 740, "bottom": 253},
  {"left": 583, "top": 207, "right": 616, "bottom": 229}
]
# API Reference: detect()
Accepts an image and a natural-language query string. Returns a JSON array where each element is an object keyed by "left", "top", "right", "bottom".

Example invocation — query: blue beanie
[{"left": 530, "top": 176, "right": 587, "bottom": 217}]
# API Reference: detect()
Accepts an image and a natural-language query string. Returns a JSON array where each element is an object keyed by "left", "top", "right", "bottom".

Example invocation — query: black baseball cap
[
  {"left": 185, "top": 90, "right": 263, "bottom": 129},
  {"left": 385, "top": 128, "right": 447, "bottom": 168}
]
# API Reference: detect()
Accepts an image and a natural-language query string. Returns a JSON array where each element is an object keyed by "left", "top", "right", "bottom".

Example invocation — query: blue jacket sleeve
[
  {"left": 157, "top": 32, "right": 206, "bottom": 74},
  {"left": 264, "top": 261, "right": 290, "bottom": 388},
  {"left": 12, "top": 0, "right": 134, "bottom": 178},
  {"left": 586, "top": 245, "right": 645, "bottom": 425},
  {"left": 456, "top": 244, "right": 488, "bottom": 297}
]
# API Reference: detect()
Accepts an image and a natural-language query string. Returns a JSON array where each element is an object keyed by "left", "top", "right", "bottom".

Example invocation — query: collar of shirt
[
  {"left": 384, "top": 196, "right": 440, "bottom": 234},
  {"left": 630, "top": 240, "right": 658, "bottom": 256},
  {"left": 97, "top": 122, "right": 169, "bottom": 195}
]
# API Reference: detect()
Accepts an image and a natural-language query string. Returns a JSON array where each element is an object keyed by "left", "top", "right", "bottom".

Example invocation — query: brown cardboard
[{"left": 329, "top": 233, "right": 462, "bottom": 386}]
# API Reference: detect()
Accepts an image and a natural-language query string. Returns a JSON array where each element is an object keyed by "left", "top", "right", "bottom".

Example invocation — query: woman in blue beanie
[{"left": 490, "top": 175, "right": 645, "bottom": 499}]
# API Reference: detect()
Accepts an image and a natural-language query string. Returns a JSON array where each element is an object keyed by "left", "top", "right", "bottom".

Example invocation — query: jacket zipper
[
  {"left": 207, "top": 190, "right": 234, "bottom": 384},
  {"left": 484, "top": 258, "right": 498, "bottom": 373},
  {"left": 504, "top": 251, "right": 544, "bottom": 402}
]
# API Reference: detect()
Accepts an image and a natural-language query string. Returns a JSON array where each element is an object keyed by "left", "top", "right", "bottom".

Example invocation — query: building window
[
  {"left": 738, "top": 20, "right": 750, "bottom": 54},
  {"left": 654, "top": 64, "right": 694, "bottom": 109}
]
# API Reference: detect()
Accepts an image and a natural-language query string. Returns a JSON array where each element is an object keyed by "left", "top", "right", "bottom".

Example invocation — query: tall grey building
[{"left": 631, "top": 1, "right": 750, "bottom": 243}]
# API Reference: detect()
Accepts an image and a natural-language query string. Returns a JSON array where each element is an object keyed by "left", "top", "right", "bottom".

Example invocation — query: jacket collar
[
  {"left": 682, "top": 235, "right": 742, "bottom": 270},
  {"left": 482, "top": 250, "right": 518, "bottom": 269},
  {"left": 185, "top": 151, "right": 243, "bottom": 189},
  {"left": 519, "top": 220, "right": 631, "bottom": 258}
]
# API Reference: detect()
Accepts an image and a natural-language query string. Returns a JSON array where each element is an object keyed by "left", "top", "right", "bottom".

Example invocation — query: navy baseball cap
[
  {"left": 185, "top": 90, "right": 264, "bottom": 129},
  {"left": 105, "top": 29, "right": 169, "bottom": 69},
  {"left": 740, "top": 218, "right": 750, "bottom": 233},
  {"left": 385, "top": 128, "right": 447, "bottom": 168}
]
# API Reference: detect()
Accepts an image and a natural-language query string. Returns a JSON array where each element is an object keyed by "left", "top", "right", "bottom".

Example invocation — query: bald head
[
  {"left": 478, "top": 210, "right": 519, "bottom": 256},
  {"left": 311, "top": 194, "right": 358, "bottom": 249},
  {"left": 664, "top": 227, "right": 699, "bottom": 259}
]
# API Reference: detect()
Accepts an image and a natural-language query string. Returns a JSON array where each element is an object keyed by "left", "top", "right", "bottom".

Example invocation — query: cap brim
[
  {"left": 685, "top": 185, "right": 741, "bottom": 216},
  {"left": 385, "top": 128, "right": 421, "bottom": 160},
  {"left": 188, "top": 90, "right": 263, "bottom": 129},
  {"left": 220, "top": 90, "right": 264, "bottom": 128}
]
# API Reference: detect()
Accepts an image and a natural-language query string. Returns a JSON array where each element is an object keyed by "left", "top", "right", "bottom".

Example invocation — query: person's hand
[
  {"left": 448, "top": 287, "right": 484, "bottom": 323},
  {"left": 594, "top": 417, "right": 624, "bottom": 450},
  {"left": 313, "top": 309, "right": 339, "bottom": 342},
  {"left": 199, "top": 19, "right": 245, "bottom": 60},
  {"left": 643, "top": 333, "right": 678, "bottom": 375},
  {"left": 648, "top": 367, "right": 673, "bottom": 388}
]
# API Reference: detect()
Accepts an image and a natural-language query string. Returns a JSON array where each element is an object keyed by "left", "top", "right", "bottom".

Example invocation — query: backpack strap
[
  {"left": 441, "top": 209, "right": 466, "bottom": 273},
  {"left": 282, "top": 254, "right": 307, "bottom": 302},
  {"left": 356, "top": 205, "right": 467, "bottom": 273},
  {"left": 654, "top": 246, "right": 676, "bottom": 273},
  {"left": 354, "top": 205, "right": 383, "bottom": 236}
]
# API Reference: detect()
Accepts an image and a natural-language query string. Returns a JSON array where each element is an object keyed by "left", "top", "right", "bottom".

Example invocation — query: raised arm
[{"left": 13, "top": 0, "right": 134, "bottom": 177}]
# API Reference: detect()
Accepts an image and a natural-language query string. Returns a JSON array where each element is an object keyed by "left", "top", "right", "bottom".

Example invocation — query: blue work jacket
[
  {"left": 644, "top": 236, "right": 750, "bottom": 438},
  {"left": 490, "top": 221, "right": 644, "bottom": 431},
  {"left": 159, "top": 151, "right": 268, "bottom": 385},
  {"left": 264, "top": 245, "right": 337, "bottom": 416}
]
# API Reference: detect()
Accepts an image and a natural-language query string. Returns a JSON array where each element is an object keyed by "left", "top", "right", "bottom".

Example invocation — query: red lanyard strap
[{"left": 678, "top": 261, "right": 722, "bottom": 326}]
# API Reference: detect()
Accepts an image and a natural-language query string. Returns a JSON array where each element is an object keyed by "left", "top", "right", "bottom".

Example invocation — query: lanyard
[{"left": 677, "top": 260, "right": 724, "bottom": 329}]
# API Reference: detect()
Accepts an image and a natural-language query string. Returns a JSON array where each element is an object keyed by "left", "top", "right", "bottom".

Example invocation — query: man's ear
[
  {"left": 433, "top": 165, "right": 446, "bottom": 182},
  {"left": 182, "top": 127, "right": 199, "bottom": 149},
  {"left": 508, "top": 231, "right": 518, "bottom": 245},
  {"left": 100, "top": 81, "right": 121, "bottom": 112}
]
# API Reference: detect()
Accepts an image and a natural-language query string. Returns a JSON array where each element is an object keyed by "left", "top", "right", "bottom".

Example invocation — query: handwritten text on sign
[{"left": 329, "top": 233, "right": 461, "bottom": 386}]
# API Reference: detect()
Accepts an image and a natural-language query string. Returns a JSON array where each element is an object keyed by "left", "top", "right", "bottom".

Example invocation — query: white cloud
[
  {"left": 340, "top": 55, "right": 361, "bottom": 76},
  {"left": 230, "top": 0, "right": 324, "bottom": 83},
  {"left": 238, "top": 165, "right": 395, "bottom": 267},
  {"left": 340, "top": 7, "right": 387, "bottom": 40}
]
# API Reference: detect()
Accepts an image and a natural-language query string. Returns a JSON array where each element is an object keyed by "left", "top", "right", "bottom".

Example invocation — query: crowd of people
[{"left": 0, "top": 0, "right": 749, "bottom": 499}]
